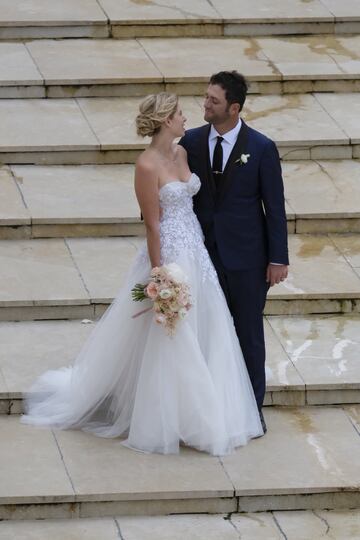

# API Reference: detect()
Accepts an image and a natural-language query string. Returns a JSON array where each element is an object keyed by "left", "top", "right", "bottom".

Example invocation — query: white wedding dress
[{"left": 22, "top": 173, "right": 263, "bottom": 455}]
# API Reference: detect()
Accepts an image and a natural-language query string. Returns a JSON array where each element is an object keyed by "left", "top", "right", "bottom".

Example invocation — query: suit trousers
[{"left": 207, "top": 244, "right": 269, "bottom": 410}]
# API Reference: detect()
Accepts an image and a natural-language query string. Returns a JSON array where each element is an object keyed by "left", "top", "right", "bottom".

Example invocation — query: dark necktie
[{"left": 212, "top": 136, "right": 223, "bottom": 191}]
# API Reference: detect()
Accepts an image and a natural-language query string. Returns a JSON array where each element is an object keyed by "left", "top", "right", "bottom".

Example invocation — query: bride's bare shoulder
[{"left": 135, "top": 150, "right": 159, "bottom": 188}]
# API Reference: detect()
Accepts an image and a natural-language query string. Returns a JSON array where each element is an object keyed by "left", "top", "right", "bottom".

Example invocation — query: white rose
[
  {"left": 159, "top": 288, "right": 172, "bottom": 299},
  {"left": 240, "top": 153, "right": 250, "bottom": 164},
  {"left": 163, "top": 263, "right": 187, "bottom": 283}
]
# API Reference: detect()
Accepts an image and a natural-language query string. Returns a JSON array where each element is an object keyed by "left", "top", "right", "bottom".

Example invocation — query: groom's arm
[{"left": 259, "top": 139, "right": 289, "bottom": 267}]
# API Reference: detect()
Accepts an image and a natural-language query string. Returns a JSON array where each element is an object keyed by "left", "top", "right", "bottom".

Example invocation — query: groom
[{"left": 179, "top": 71, "right": 289, "bottom": 433}]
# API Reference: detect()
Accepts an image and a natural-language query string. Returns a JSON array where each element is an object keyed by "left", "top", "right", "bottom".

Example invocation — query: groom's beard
[{"left": 204, "top": 106, "right": 231, "bottom": 125}]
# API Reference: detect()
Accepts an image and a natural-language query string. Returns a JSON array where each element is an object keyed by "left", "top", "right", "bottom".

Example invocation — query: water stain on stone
[
  {"left": 244, "top": 38, "right": 264, "bottom": 61},
  {"left": 308, "top": 318, "right": 320, "bottom": 341},
  {"left": 307, "top": 36, "right": 359, "bottom": 62},
  {"left": 296, "top": 236, "right": 332, "bottom": 259},
  {"left": 291, "top": 409, "right": 317, "bottom": 433},
  {"left": 131, "top": 0, "right": 154, "bottom": 5},
  {"left": 243, "top": 95, "right": 302, "bottom": 122}
]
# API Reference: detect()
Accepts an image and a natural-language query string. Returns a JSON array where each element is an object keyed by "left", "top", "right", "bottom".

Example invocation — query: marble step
[
  {"left": 0, "top": 94, "right": 359, "bottom": 165},
  {"left": 1, "top": 511, "right": 360, "bottom": 538},
  {"left": 0, "top": 406, "right": 359, "bottom": 519},
  {"left": 2, "top": 36, "right": 360, "bottom": 98},
  {"left": 1, "top": 234, "right": 360, "bottom": 321},
  {"left": 0, "top": 315, "right": 359, "bottom": 415},
  {"left": 1, "top": 160, "right": 360, "bottom": 240},
  {"left": 0, "top": 0, "right": 359, "bottom": 40}
]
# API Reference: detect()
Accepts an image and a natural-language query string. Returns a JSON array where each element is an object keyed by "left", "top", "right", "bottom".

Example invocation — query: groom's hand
[{"left": 266, "top": 264, "right": 288, "bottom": 287}]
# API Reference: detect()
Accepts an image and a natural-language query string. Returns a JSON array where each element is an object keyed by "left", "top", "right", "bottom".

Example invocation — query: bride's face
[{"left": 167, "top": 105, "right": 187, "bottom": 137}]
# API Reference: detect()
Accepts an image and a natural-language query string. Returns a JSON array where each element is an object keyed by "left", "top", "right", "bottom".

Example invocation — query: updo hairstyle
[{"left": 136, "top": 93, "right": 178, "bottom": 137}]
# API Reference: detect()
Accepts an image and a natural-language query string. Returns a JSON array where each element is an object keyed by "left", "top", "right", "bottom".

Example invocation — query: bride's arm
[{"left": 135, "top": 160, "right": 161, "bottom": 268}]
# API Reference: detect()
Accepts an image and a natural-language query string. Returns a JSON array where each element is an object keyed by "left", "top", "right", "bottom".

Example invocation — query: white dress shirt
[
  {"left": 208, "top": 119, "right": 242, "bottom": 170},
  {"left": 208, "top": 119, "right": 282, "bottom": 266}
]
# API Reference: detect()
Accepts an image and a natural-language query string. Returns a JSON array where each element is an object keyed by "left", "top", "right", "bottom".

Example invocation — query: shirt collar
[{"left": 209, "top": 119, "right": 242, "bottom": 144}]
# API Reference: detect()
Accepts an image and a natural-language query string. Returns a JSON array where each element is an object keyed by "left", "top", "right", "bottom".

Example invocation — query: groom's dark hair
[{"left": 209, "top": 71, "right": 248, "bottom": 111}]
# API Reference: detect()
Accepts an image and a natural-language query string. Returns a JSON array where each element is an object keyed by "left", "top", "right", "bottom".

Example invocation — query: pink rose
[{"left": 146, "top": 281, "right": 158, "bottom": 300}]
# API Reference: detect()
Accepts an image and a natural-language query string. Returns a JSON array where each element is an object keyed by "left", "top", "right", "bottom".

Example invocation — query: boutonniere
[{"left": 235, "top": 153, "right": 250, "bottom": 165}]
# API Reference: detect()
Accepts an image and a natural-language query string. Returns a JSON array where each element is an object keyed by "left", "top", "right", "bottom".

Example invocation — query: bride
[{"left": 22, "top": 92, "right": 263, "bottom": 455}]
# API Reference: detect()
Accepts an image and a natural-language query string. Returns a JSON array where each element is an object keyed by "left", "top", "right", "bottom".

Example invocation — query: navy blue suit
[{"left": 180, "top": 121, "right": 289, "bottom": 409}]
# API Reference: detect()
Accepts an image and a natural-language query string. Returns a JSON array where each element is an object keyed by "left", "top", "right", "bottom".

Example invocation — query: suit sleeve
[{"left": 259, "top": 140, "right": 289, "bottom": 265}]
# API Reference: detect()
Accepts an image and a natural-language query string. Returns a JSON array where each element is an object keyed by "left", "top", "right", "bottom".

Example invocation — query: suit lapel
[
  {"left": 198, "top": 124, "right": 216, "bottom": 199},
  {"left": 217, "top": 121, "right": 249, "bottom": 204}
]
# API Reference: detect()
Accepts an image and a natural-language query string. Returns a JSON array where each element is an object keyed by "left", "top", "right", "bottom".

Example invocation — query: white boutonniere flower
[{"left": 235, "top": 153, "right": 250, "bottom": 165}]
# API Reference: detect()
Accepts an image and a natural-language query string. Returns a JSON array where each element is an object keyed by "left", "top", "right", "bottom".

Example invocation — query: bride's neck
[{"left": 149, "top": 131, "right": 175, "bottom": 158}]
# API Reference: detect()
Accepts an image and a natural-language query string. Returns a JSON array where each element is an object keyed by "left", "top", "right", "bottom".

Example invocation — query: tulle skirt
[{"left": 22, "top": 245, "right": 263, "bottom": 455}]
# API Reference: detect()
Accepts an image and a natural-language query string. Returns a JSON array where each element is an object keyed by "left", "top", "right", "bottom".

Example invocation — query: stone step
[
  {"left": 0, "top": 0, "right": 359, "bottom": 40},
  {"left": 0, "top": 406, "right": 359, "bottom": 519},
  {"left": 1, "top": 36, "right": 360, "bottom": 98},
  {"left": 0, "top": 94, "right": 359, "bottom": 165},
  {"left": 1, "top": 510, "right": 360, "bottom": 538},
  {"left": 1, "top": 160, "right": 360, "bottom": 240},
  {"left": 0, "top": 234, "right": 360, "bottom": 321},
  {"left": 0, "top": 315, "right": 359, "bottom": 415}
]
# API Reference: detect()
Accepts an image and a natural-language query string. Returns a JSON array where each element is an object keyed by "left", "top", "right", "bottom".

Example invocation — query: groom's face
[{"left": 203, "top": 84, "right": 230, "bottom": 124}]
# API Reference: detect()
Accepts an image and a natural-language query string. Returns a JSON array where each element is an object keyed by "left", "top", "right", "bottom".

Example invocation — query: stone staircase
[{"left": 1, "top": 0, "right": 360, "bottom": 536}]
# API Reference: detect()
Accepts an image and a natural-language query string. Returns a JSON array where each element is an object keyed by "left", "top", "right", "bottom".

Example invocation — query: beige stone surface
[
  {"left": 330, "top": 234, "right": 360, "bottom": 269},
  {"left": 321, "top": 0, "right": 360, "bottom": 20},
  {"left": 0, "top": 42, "right": 42, "bottom": 85},
  {"left": 268, "top": 315, "right": 360, "bottom": 389},
  {"left": 0, "top": 166, "right": 29, "bottom": 225},
  {"left": 78, "top": 96, "right": 203, "bottom": 150},
  {"left": 212, "top": 0, "right": 332, "bottom": 22},
  {"left": 321, "top": 35, "right": 360, "bottom": 76},
  {"left": 12, "top": 165, "right": 139, "bottom": 223},
  {"left": 0, "top": 317, "right": 308, "bottom": 398},
  {"left": 55, "top": 429, "right": 233, "bottom": 500},
  {"left": 140, "top": 38, "right": 280, "bottom": 82},
  {"left": 268, "top": 235, "right": 360, "bottom": 299},
  {"left": 230, "top": 512, "right": 283, "bottom": 539},
  {"left": 2, "top": 511, "right": 360, "bottom": 539},
  {"left": 99, "top": 0, "right": 218, "bottom": 23},
  {"left": 66, "top": 237, "right": 140, "bottom": 301},
  {"left": 315, "top": 93, "right": 360, "bottom": 144},
  {"left": 0, "top": 320, "right": 93, "bottom": 394},
  {"left": 0, "top": 0, "right": 107, "bottom": 24},
  {"left": 275, "top": 509, "right": 360, "bottom": 539},
  {"left": 0, "top": 366, "right": 7, "bottom": 395},
  {"left": 0, "top": 99, "right": 99, "bottom": 152},
  {"left": 0, "top": 239, "right": 88, "bottom": 306},
  {"left": 283, "top": 160, "right": 360, "bottom": 218},
  {"left": 344, "top": 405, "right": 360, "bottom": 433},
  {"left": 0, "top": 416, "right": 73, "bottom": 502},
  {"left": 118, "top": 515, "right": 239, "bottom": 540},
  {"left": 27, "top": 39, "right": 162, "bottom": 85},
  {"left": 222, "top": 407, "right": 360, "bottom": 495},
  {"left": 256, "top": 36, "right": 343, "bottom": 79},
  {"left": 0, "top": 519, "right": 119, "bottom": 540},
  {"left": 242, "top": 94, "right": 348, "bottom": 146},
  {"left": 264, "top": 319, "right": 304, "bottom": 389}
]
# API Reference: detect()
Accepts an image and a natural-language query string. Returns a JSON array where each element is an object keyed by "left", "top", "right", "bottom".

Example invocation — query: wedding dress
[{"left": 22, "top": 173, "right": 263, "bottom": 455}]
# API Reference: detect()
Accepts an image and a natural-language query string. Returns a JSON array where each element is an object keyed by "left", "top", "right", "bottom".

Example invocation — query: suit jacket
[{"left": 179, "top": 121, "right": 289, "bottom": 271}]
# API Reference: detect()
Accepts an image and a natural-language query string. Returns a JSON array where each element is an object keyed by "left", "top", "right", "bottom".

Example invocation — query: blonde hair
[{"left": 136, "top": 93, "right": 178, "bottom": 137}]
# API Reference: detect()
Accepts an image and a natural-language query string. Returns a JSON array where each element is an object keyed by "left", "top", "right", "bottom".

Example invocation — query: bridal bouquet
[{"left": 131, "top": 263, "right": 192, "bottom": 336}]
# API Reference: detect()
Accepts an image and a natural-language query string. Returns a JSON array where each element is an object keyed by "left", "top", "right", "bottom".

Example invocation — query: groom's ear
[{"left": 229, "top": 102, "right": 241, "bottom": 116}]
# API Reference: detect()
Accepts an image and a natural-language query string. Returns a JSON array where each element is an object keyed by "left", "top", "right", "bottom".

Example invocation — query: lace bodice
[{"left": 138, "top": 173, "right": 219, "bottom": 284}]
